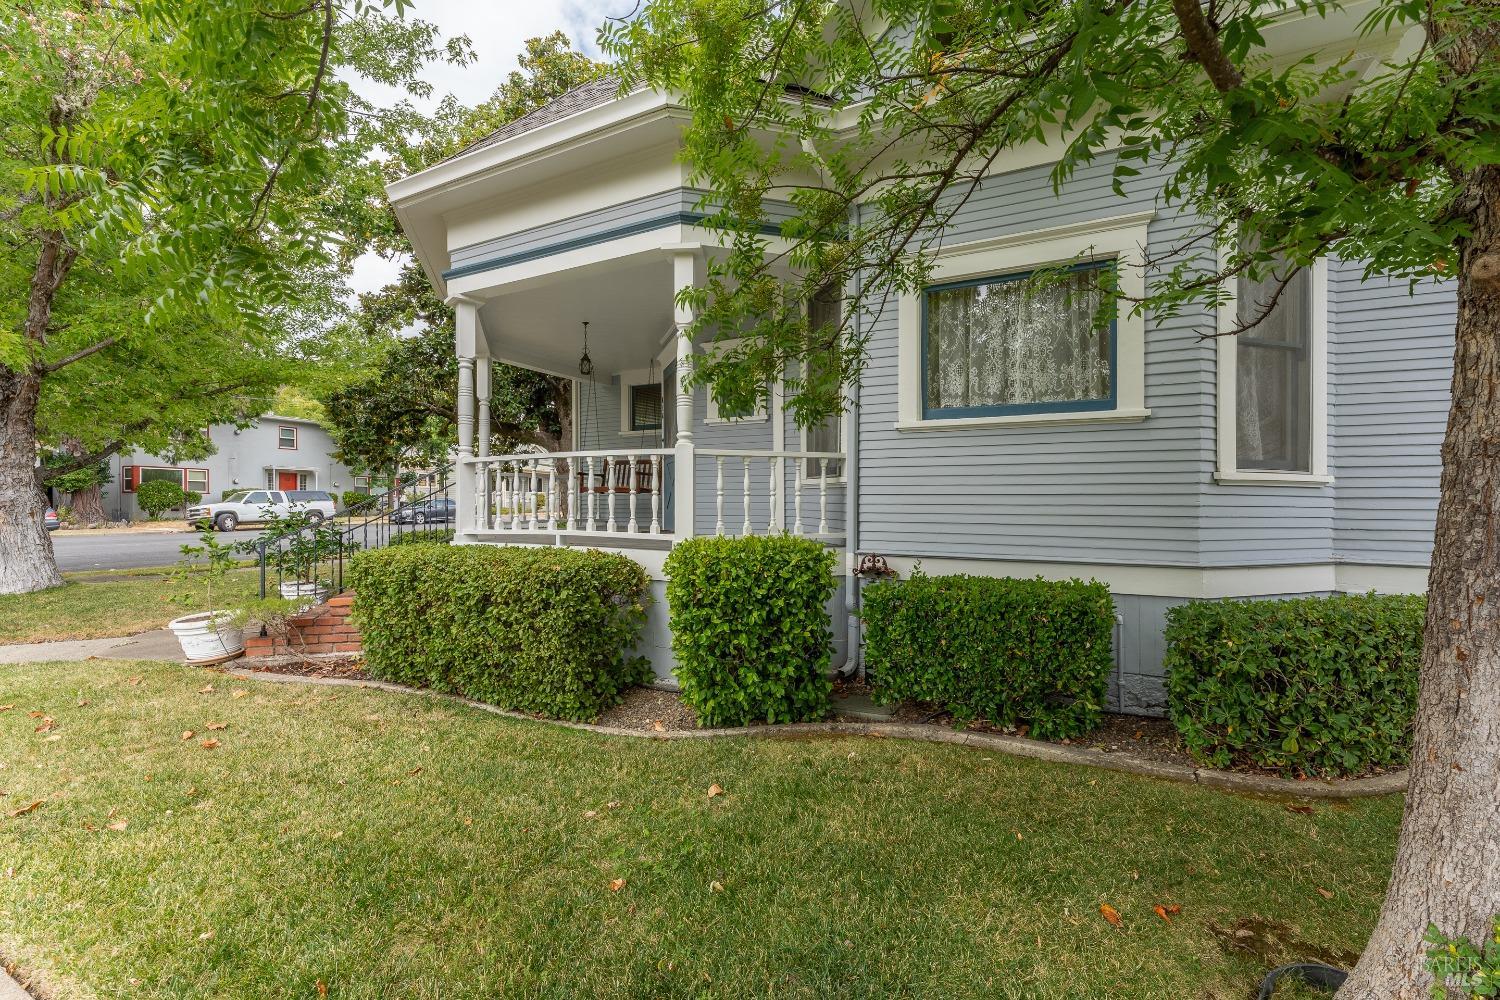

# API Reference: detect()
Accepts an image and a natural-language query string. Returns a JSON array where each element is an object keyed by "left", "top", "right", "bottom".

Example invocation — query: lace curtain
[
  {"left": 1236, "top": 264, "right": 1311, "bottom": 471},
  {"left": 926, "top": 267, "right": 1111, "bottom": 411}
]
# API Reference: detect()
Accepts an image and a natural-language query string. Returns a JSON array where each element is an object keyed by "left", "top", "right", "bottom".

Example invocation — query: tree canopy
[
  {"left": 320, "top": 31, "right": 607, "bottom": 472},
  {"left": 0, "top": 0, "right": 471, "bottom": 591},
  {"left": 602, "top": 0, "right": 1498, "bottom": 428}
]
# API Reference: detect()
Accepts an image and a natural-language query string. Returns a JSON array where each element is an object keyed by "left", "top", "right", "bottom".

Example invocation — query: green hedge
[
  {"left": 388, "top": 527, "right": 454, "bottom": 547},
  {"left": 862, "top": 572, "right": 1114, "bottom": 739},
  {"left": 349, "top": 544, "right": 651, "bottom": 721},
  {"left": 664, "top": 535, "right": 836, "bottom": 726},
  {"left": 1165, "top": 594, "right": 1423, "bottom": 776}
]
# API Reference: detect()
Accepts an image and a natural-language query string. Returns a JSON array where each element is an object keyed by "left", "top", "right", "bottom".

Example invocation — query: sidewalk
[
  {"left": 53, "top": 522, "right": 192, "bottom": 536},
  {"left": 0, "top": 629, "right": 185, "bottom": 665}
]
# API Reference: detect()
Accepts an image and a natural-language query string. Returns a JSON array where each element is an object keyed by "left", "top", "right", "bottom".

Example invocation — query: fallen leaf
[
  {"left": 200, "top": 739, "right": 220, "bottom": 749},
  {"left": 83, "top": 821, "right": 97, "bottom": 831},
  {"left": 205, "top": 722, "right": 227, "bottom": 731},
  {"left": 408, "top": 766, "right": 422, "bottom": 776},
  {"left": 231, "top": 689, "right": 247, "bottom": 699},
  {"left": 1099, "top": 904, "right": 1123, "bottom": 928},
  {"left": 0, "top": 705, "right": 12, "bottom": 712},
  {"left": 462, "top": 817, "right": 472, "bottom": 826},
  {"left": 709, "top": 880, "right": 724, "bottom": 893},
  {"left": 1316, "top": 887, "right": 1335, "bottom": 900},
  {"left": 106, "top": 820, "right": 128, "bottom": 831},
  {"left": 606, "top": 801, "right": 622, "bottom": 809},
  {"left": 198, "top": 685, "right": 214, "bottom": 694},
  {"left": 125, "top": 676, "right": 142, "bottom": 686},
  {"left": 1153, "top": 904, "right": 1173, "bottom": 925},
  {"left": 7, "top": 800, "right": 43, "bottom": 818},
  {"left": 1285, "top": 804, "right": 1315, "bottom": 815},
  {"left": 1164, "top": 904, "right": 1181, "bottom": 915},
  {"left": 651, "top": 721, "right": 665, "bottom": 732},
  {"left": 583, "top": 810, "right": 599, "bottom": 819},
  {"left": 198, "top": 930, "right": 214, "bottom": 941},
  {"left": 609, "top": 878, "right": 626, "bottom": 892},
  {"left": 27, "top": 710, "right": 43, "bottom": 718},
  {"left": 34, "top": 717, "right": 55, "bottom": 733},
  {"left": 186, "top": 787, "right": 198, "bottom": 797},
  {"left": 707, "top": 784, "right": 725, "bottom": 799},
  {"left": 181, "top": 730, "right": 195, "bottom": 741},
  {"left": 317, "top": 981, "right": 327, "bottom": 998},
  {"left": 76, "top": 698, "right": 90, "bottom": 707}
]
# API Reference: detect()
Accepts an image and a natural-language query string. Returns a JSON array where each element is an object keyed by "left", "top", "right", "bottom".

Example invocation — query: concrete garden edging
[{"left": 224, "top": 667, "right": 1410, "bottom": 800}]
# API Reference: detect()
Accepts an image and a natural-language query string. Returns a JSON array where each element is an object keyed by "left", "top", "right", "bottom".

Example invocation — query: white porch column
[
  {"left": 451, "top": 296, "right": 482, "bottom": 541},
  {"left": 671, "top": 249, "right": 697, "bottom": 539},
  {"left": 475, "top": 357, "right": 492, "bottom": 458}
]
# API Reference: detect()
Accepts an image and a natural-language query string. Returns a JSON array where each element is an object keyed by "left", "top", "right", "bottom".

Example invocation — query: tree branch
[
  {"left": 1170, "top": 0, "right": 1243, "bottom": 92},
  {"left": 35, "top": 336, "right": 120, "bottom": 376}
]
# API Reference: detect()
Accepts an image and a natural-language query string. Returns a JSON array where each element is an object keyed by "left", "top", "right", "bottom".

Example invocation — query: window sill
[
  {"left": 1214, "top": 470, "right": 1332, "bottom": 488},
  {"left": 894, "top": 407, "right": 1150, "bottom": 431}
]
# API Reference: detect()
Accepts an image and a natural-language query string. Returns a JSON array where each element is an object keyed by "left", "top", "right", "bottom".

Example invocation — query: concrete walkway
[{"left": 0, "top": 628, "right": 184, "bottom": 665}]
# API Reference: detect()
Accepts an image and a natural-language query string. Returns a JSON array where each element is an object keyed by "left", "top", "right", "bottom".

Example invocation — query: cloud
[{"left": 342, "top": 0, "right": 633, "bottom": 297}]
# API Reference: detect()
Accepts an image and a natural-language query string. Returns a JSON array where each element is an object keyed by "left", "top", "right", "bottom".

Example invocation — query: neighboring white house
[
  {"left": 99, "top": 415, "right": 363, "bottom": 521},
  {"left": 384, "top": 5, "right": 1448, "bottom": 715}
]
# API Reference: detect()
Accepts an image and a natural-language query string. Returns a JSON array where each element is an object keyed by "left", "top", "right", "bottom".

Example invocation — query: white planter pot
[
  {"left": 278, "top": 581, "right": 329, "bottom": 609},
  {"left": 167, "top": 611, "right": 245, "bottom": 665}
]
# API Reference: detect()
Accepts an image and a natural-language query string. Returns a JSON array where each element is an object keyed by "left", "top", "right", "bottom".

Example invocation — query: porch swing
[{"left": 576, "top": 322, "right": 660, "bottom": 497}]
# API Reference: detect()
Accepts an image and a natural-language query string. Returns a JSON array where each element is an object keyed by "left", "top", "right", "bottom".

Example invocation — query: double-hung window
[
  {"left": 1216, "top": 252, "right": 1329, "bottom": 485},
  {"left": 277, "top": 425, "right": 298, "bottom": 450},
  {"left": 629, "top": 383, "right": 663, "bottom": 432},
  {"left": 1234, "top": 264, "right": 1311, "bottom": 472},
  {"left": 923, "top": 262, "right": 1115, "bottom": 419},
  {"left": 804, "top": 285, "right": 845, "bottom": 479}
]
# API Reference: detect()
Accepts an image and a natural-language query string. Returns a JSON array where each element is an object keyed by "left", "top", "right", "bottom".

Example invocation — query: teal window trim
[{"left": 921, "top": 260, "right": 1118, "bottom": 420}]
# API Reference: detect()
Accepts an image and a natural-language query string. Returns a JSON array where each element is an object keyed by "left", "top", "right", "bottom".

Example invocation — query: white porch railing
[
  {"left": 698, "top": 449, "right": 844, "bottom": 539},
  {"left": 464, "top": 450, "right": 672, "bottom": 539},
  {"left": 459, "top": 448, "right": 844, "bottom": 541}
]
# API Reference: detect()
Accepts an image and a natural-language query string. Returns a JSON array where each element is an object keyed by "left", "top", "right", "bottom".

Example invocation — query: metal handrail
[{"left": 254, "top": 465, "right": 454, "bottom": 599}]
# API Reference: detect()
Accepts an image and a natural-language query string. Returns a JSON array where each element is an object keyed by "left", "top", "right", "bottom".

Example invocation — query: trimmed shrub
[
  {"left": 341, "top": 489, "right": 370, "bottom": 512},
  {"left": 862, "top": 572, "right": 1114, "bottom": 739},
  {"left": 1165, "top": 593, "right": 1423, "bottom": 776},
  {"left": 388, "top": 527, "right": 454, "bottom": 547},
  {"left": 349, "top": 544, "right": 651, "bottom": 721},
  {"left": 664, "top": 535, "right": 836, "bottom": 726},
  {"left": 136, "top": 479, "right": 186, "bottom": 519},
  {"left": 184, "top": 490, "right": 203, "bottom": 507}
]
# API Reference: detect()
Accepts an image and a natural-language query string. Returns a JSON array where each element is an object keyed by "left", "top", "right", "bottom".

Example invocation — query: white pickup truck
[{"left": 188, "top": 489, "right": 337, "bottom": 532}]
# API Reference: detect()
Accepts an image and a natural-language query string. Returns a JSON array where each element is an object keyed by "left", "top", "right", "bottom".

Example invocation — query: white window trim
[
  {"left": 895, "top": 211, "right": 1154, "bottom": 431},
  {"left": 1214, "top": 254, "right": 1331, "bottom": 487},
  {"left": 616, "top": 368, "right": 665, "bottom": 436},
  {"left": 703, "top": 337, "right": 769, "bottom": 424},
  {"left": 796, "top": 359, "right": 847, "bottom": 484}
]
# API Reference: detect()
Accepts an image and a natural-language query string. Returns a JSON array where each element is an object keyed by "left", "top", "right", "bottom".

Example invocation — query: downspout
[{"left": 841, "top": 264, "right": 864, "bottom": 681}]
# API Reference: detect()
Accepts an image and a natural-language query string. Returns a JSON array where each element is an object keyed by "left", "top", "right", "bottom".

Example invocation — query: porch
[{"left": 448, "top": 247, "right": 847, "bottom": 550}]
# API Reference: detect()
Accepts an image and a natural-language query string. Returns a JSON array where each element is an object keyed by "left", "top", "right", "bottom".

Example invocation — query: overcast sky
[{"left": 344, "top": 0, "right": 629, "bottom": 299}]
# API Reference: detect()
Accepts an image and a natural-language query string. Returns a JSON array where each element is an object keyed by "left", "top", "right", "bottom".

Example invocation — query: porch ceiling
[{"left": 477, "top": 256, "right": 676, "bottom": 380}]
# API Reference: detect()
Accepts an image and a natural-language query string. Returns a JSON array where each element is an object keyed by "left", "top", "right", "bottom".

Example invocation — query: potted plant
[
  {"left": 263, "top": 511, "right": 353, "bottom": 607},
  {"left": 167, "top": 525, "right": 246, "bottom": 664}
]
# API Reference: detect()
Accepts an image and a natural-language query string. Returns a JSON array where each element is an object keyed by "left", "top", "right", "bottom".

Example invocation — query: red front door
[{"left": 277, "top": 471, "right": 299, "bottom": 491}]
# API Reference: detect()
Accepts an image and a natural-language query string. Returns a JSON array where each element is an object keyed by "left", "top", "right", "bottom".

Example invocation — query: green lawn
[
  {"left": 0, "top": 570, "right": 259, "bottom": 645},
  {"left": 0, "top": 660, "right": 1399, "bottom": 999}
]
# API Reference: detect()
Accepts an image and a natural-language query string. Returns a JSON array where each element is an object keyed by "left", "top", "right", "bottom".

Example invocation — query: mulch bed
[
  {"left": 596, "top": 686, "right": 699, "bottom": 732},
  {"left": 237, "top": 654, "right": 371, "bottom": 681}
]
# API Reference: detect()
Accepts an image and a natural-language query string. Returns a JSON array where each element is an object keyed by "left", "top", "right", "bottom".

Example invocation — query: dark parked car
[
  {"left": 44, "top": 507, "right": 59, "bottom": 531},
  {"left": 390, "top": 498, "right": 456, "bottom": 525}
]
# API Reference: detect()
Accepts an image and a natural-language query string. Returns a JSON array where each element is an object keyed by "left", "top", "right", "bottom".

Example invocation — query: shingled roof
[{"left": 443, "top": 76, "right": 625, "bottom": 164}]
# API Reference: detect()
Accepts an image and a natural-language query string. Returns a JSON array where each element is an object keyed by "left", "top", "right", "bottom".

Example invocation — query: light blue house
[
  {"left": 386, "top": 7, "right": 1447, "bottom": 715},
  {"left": 101, "top": 415, "right": 362, "bottom": 522}
]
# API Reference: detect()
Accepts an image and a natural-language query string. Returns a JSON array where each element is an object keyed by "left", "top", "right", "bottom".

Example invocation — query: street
[{"left": 50, "top": 529, "right": 267, "bottom": 572}]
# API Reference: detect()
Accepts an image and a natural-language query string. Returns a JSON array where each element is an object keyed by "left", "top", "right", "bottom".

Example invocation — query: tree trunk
[
  {"left": 0, "top": 371, "right": 65, "bottom": 594},
  {"left": 60, "top": 435, "right": 107, "bottom": 525},
  {"left": 1338, "top": 165, "right": 1500, "bottom": 998}
]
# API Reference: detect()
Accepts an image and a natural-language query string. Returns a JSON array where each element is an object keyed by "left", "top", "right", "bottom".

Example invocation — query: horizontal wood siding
[
  {"left": 857, "top": 156, "right": 1212, "bottom": 564},
  {"left": 1330, "top": 261, "right": 1452, "bottom": 566}
]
